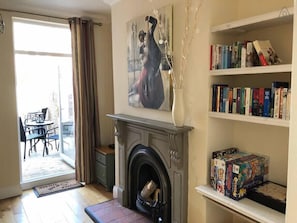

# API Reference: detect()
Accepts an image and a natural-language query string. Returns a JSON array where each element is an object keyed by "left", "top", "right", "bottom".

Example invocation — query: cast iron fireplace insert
[{"left": 129, "top": 144, "right": 171, "bottom": 222}]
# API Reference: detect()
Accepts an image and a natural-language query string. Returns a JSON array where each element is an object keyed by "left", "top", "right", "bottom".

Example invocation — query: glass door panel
[{"left": 57, "top": 65, "right": 75, "bottom": 167}]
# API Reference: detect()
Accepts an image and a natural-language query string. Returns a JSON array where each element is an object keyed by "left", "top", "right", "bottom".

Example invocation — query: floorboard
[{"left": 0, "top": 184, "right": 112, "bottom": 223}]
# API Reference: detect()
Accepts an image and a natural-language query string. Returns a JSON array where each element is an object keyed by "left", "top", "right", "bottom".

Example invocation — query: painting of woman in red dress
[{"left": 127, "top": 5, "right": 172, "bottom": 110}]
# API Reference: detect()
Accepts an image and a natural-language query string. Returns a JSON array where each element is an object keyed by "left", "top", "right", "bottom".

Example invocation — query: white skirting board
[
  {"left": 0, "top": 184, "right": 22, "bottom": 199},
  {"left": 113, "top": 185, "right": 118, "bottom": 198}
]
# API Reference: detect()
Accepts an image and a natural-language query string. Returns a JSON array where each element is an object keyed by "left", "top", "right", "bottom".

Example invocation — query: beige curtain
[{"left": 68, "top": 17, "right": 100, "bottom": 184}]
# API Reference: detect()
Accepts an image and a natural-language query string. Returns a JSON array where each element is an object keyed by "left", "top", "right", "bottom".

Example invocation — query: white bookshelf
[
  {"left": 198, "top": 4, "right": 293, "bottom": 223},
  {"left": 196, "top": 185, "right": 285, "bottom": 223}
]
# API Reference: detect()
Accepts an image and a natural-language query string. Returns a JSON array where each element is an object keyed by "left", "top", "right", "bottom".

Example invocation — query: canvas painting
[{"left": 127, "top": 5, "right": 173, "bottom": 111}]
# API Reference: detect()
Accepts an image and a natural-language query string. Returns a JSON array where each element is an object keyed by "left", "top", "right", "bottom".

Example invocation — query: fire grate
[{"left": 136, "top": 192, "right": 166, "bottom": 222}]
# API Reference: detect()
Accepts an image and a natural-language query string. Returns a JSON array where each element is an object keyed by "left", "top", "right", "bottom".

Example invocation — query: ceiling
[{"left": 0, "top": 0, "right": 117, "bottom": 23}]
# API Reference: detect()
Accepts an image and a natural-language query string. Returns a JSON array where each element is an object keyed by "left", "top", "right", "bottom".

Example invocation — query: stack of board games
[{"left": 211, "top": 147, "right": 269, "bottom": 200}]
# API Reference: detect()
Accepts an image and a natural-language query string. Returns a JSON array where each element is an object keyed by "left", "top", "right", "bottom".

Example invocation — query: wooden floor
[{"left": 0, "top": 183, "right": 113, "bottom": 223}]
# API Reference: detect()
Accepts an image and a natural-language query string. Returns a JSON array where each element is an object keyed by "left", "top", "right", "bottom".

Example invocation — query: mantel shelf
[
  {"left": 107, "top": 113, "right": 193, "bottom": 134},
  {"left": 209, "top": 112, "right": 290, "bottom": 128},
  {"left": 196, "top": 185, "right": 285, "bottom": 223}
]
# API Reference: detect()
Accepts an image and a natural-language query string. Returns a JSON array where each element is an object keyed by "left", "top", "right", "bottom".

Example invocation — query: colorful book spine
[
  {"left": 246, "top": 41, "right": 254, "bottom": 67},
  {"left": 232, "top": 87, "right": 237, "bottom": 114},
  {"left": 258, "top": 88, "right": 265, "bottom": 116},
  {"left": 271, "top": 81, "right": 289, "bottom": 117},
  {"left": 252, "top": 88, "right": 259, "bottom": 116},
  {"left": 228, "top": 88, "right": 233, "bottom": 113},
  {"left": 286, "top": 89, "right": 291, "bottom": 120},
  {"left": 210, "top": 45, "right": 214, "bottom": 70},
  {"left": 263, "top": 88, "right": 271, "bottom": 117},
  {"left": 236, "top": 88, "right": 241, "bottom": 114},
  {"left": 273, "top": 88, "right": 281, "bottom": 118},
  {"left": 212, "top": 84, "right": 228, "bottom": 112},
  {"left": 222, "top": 87, "right": 229, "bottom": 113},
  {"left": 245, "top": 87, "right": 251, "bottom": 116},
  {"left": 240, "top": 87, "right": 246, "bottom": 114},
  {"left": 241, "top": 43, "right": 247, "bottom": 68},
  {"left": 280, "top": 88, "right": 288, "bottom": 119}
]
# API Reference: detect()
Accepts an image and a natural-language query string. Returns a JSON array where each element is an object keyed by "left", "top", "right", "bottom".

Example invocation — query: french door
[{"left": 13, "top": 17, "right": 76, "bottom": 184}]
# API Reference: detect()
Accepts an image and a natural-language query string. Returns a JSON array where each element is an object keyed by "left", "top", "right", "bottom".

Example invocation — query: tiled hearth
[{"left": 108, "top": 114, "right": 192, "bottom": 223}]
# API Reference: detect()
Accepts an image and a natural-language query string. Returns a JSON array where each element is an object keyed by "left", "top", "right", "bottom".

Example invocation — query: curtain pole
[{"left": 0, "top": 8, "right": 103, "bottom": 26}]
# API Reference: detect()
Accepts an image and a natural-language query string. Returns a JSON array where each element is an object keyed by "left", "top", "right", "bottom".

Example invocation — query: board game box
[{"left": 247, "top": 181, "right": 286, "bottom": 213}]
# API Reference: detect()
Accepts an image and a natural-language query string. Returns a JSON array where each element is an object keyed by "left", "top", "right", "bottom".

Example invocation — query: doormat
[
  {"left": 85, "top": 199, "right": 152, "bottom": 223},
  {"left": 33, "top": 179, "right": 84, "bottom": 198}
]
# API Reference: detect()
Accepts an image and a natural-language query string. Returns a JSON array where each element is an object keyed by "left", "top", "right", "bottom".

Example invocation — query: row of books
[
  {"left": 211, "top": 81, "right": 290, "bottom": 120},
  {"left": 210, "top": 40, "right": 282, "bottom": 70},
  {"left": 210, "top": 147, "right": 269, "bottom": 200}
]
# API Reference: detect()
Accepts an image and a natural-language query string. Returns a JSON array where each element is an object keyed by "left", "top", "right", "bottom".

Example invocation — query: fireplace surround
[{"left": 108, "top": 114, "right": 193, "bottom": 223}]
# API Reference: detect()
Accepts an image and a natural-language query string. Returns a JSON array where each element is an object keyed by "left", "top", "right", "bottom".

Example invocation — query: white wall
[
  {"left": 94, "top": 22, "right": 115, "bottom": 146},
  {"left": 110, "top": 0, "right": 296, "bottom": 222},
  {"left": 110, "top": 0, "right": 210, "bottom": 222},
  {"left": 0, "top": 11, "right": 22, "bottom": 199}
]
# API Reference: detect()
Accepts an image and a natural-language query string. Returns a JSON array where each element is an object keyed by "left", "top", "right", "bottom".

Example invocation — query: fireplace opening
[{"left": 128, "top": 144, "right": 171, "bottom": 223}]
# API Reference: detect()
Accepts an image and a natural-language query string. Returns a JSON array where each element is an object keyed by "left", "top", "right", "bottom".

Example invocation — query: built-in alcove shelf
[
  {"left": 209, "top": 112, "right": 290, "bottom": 128},
  {"left": 211, "top": 7, "right": 293, "bottom": 34},
  {"left": 196, "top": 185, "right": 285, "bottom": 223},
  {"left": 210, "top": 64, "right": 292, "bottom": 76}
]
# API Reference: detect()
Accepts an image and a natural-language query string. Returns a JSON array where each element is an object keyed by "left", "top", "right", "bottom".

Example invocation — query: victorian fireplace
[{"left": 108, "top": 114, "right": 192, "bottom": 223}]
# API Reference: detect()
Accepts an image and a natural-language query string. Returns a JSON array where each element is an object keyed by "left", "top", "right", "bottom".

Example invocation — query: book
[
  {"left": 252, "top": 88, "right": 259, "bottom": 116},
  {"left": 246, "top": 41, "right": 260, "bottom": 67},
  {"left": 222, "top": 87, "right": 229, "bottom": 113},
  {"left": 245, "top": 87, "right": 252, "bottom": 116},
  {"left": 216, "top": 44, "right": 223, "bottom": 69},
  {"left": 237, "top": 41, "right": 243, "bottom": 68},
  {"left": 271, "top": 82, "right": 289, "bottom": 117},
  {"left": 273, "top": 88, "right": 281, "bottom": 118},
  {"left": 236, "top": 88, "right": 241, "bottom": 114},
  {"left": 258, "top": 88, "right": 265, "bottom": 116},
  {"left": 263, "top": 88, "right": 271, "bottom": 117},
  {"left": 241, "top": 43, "right": 247, "bottom": 68},
  {"left": 228, "top": 88, "right": 233, "bottom": 113},
  {"left": 286, "top": 89, "right": 291, "bottom": 120},
  {"left": 210, "top": 44, "right": 214, "bottom": 70},
  {"left": 281, "top": 88, "right": 288, "bottom": 120},
  {"left": 240, "top": 87, "right": 245, "bottom": 114},
  {"left": 211, "top": 84, "right": 228, "bottom": 112},
  {"left": 253, "top": 40, "right": 281, "bottom": 66},
  {"left": 223, "top": 45, "right": 228, "bottom": 69},
  {"left": 231, "top": 41, "right": 244, "bottom": 68},
  {"left": 232, "top": 87, "right": 237, "bottom": 114},
  {"left": 231, "top": 42, "right": 238, "bottom": 68},
  {"left": 211, "top": 84, "right": 218, "bottom": 111}
]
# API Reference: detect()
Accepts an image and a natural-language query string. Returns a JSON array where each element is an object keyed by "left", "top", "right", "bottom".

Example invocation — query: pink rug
[{"left": 85, "top": 199, "right": 152, "bottom": 223}]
